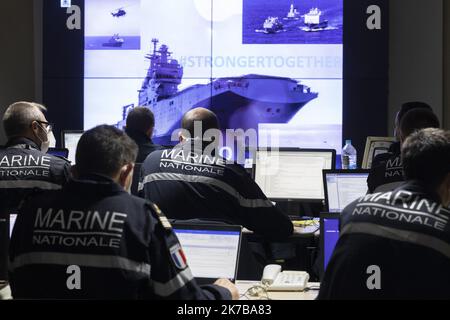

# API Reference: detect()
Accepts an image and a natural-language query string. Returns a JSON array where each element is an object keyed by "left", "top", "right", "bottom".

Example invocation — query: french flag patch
[{"left": 170, "top": 244, "right": 188, "bottom": 270}]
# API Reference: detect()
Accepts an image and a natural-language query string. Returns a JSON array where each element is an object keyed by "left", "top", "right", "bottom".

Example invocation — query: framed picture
[{"left": 362, "top": 137, "right": 396, "bottom": 169}]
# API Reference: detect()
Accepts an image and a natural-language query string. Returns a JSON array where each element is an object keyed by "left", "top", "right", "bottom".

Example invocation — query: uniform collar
[
  {"left": 125, "top": 128, "right": 153, "bottom": 145},
  {"left": 396, "top": 180, "right": 442, "bottom": 204},
  {"left": 6, "top": 137, "right": 40, "bottom": 151},
  {"left": 176, "top": 139, "right": 218, "bottom": 155},
  {"left": 389, "top": 141, "right": 401, "bottom": 155},
  {"left": 66, "top": 173, "right": 126, "bottom": 195}
]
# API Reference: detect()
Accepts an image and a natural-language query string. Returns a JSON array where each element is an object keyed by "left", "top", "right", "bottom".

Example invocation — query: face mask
[
  {"left": 48, "top": 131, "right": 56, "bottom": 148},
  {"left": 35, "top": 123, "right": 52, "bottom": 153}
]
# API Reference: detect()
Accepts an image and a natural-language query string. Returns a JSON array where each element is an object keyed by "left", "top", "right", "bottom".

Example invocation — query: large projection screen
[{"left": 84, "top": 0, "right": 343, "bottom": 151}]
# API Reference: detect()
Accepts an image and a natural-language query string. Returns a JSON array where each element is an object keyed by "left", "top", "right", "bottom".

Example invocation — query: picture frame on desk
[{"left": 362, "top": 137, "right": 396, "bottom": 169}]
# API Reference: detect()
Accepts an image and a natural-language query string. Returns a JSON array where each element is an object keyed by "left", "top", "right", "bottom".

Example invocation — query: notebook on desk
[{"left": 172, "top": 223, "right": 242, "bottom": 285}]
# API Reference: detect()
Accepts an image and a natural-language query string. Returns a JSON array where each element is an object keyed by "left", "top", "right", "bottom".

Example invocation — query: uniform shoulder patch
[
  {"left": 148, "top": 202, "right": 172, "bottom": 230},
  {"left": 170, "top": 243, "right": 188, "bottom": 270}
]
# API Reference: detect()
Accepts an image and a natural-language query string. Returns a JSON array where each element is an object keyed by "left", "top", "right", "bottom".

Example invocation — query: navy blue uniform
[
  {"left": 125, "top": 129, "right": 162, "bottom": 163},
  {"left": 0, "top": 138, "right": 70, "bottom": 208},
  {"left": 367, "top": 142, "right": 404, "bottom": 193},
  {"left": 139, "top": 143, "right": 293, "bottom": 241},
  {"left": 319, "top": 181, "right": 450, "bottom": 299},
  {"left": 0, "top": 138, "right": 70, "bottom": 280},
  {"left": 9, "top": 175, "right": 231, "bottom": 300}
]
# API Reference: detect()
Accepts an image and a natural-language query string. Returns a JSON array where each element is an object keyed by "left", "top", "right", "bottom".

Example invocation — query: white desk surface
[
  {"left": 1, "top": 282, "right": 319, "bottom": 300},
  {"left": 236, "top": 281, "right": 320, "bottom": 300}
]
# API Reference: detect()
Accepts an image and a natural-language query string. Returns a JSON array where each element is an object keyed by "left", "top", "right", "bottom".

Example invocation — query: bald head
[
  {"left": 3, "top": 102, "right": 47, "bottom": 139},
  {"left": 181, "top": 108, "right": 219, "bottom": 139}
]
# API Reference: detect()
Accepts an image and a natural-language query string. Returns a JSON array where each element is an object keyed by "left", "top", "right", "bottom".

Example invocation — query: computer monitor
[
  {"left": 172, "top": 223, "right": 242, "bottom": 284},
  {"left": 320, "top": 213, "right": 340, "bottom": 276},
  {"left": 253, "top": 148, "right": 336, "bottom": 201},
  {"left": 362, "top": 137, "right": 396, "bottom": 169},
  {"left": 323, "top": 170, "right": 370, "bottom": 213},
  {"left": 47, "top": 148, "right": 69, "bottom": 159},
  {"left": 62, "top": 130, "right": 84, "bottom": 165}
]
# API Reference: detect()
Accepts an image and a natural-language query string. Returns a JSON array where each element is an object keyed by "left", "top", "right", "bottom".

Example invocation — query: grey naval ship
[{"left": 118, "top": 39, "right": 318, "bottom": 145}]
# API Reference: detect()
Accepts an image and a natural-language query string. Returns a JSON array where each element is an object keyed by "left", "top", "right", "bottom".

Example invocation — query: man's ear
[
  {"left": 119, "top": 163, "right": 134, "bottom": 188},
  {"left": 30, "top": 120, "right": 40, "bottom": 135}
]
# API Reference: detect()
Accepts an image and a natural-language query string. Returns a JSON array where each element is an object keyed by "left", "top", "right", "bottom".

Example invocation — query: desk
[
  {"left": 236, "top": 281, "right": 320, "bottom": 300},
  {"left": 242, "top": 222, "right": 320, "bottom": 240},
  {"left": 242, "top": 223, "right": 320, "bottom": 277}
]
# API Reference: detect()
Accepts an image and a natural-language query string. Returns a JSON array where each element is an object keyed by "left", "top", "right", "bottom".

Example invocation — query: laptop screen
[
  {"left": 173, "top": 224, "right": 241, "bottom": 281},
  {"left": 324, "top": 171, "right": 369, "bottom": 212},
  {"left": 47, "top": 148, "right": 69, "bottom": 159}
]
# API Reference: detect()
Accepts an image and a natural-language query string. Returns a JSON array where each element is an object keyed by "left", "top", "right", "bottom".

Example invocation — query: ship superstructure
[
  {"left": 285, "top": 2, "right": 301, "bottom": 20},
  {"left": 118, "top": 39, "right": 319, "bottom": 145},
  {"left": 263, "top": 17, "right": 284, "bottom": 33},
  {"left": 303, "top": 8, "right": 329, "bottom": 31}
]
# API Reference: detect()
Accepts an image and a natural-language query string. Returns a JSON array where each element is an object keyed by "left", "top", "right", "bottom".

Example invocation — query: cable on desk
[
  {"left": 305, "top": 284, "right": 321, "bottom": 291},
  {"left": 240, "top": 284, "right": 271, "bottom": 300},
  {"left": 293, "top": 220, "right": 320, "bottom": 235}
]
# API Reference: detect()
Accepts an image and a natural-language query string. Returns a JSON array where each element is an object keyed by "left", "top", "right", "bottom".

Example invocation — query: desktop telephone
[{"left": 261, "top": 265, "right": 310, "bottom": 291}]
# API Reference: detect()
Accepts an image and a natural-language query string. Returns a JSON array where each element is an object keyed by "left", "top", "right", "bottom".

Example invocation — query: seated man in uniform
[
  {"left": 125, "top": 107, "right": 162, "bottom": 163},
  {"left": 0, "top": 102, "right": 70, "bottom": 290},
  {"left": 371, "top": 101, "right": 433, "bottom": 169},
  {"left": 319, "top": 128, "right": 450, "bottom": 299},
  {"left": 139, "top": 108, "right": 293, "bottom": 241},
  {"left": 9, "top": 125, "right": 237, "bottom": 300},
  {"left": 367, "top": 108, "right": 440, "bottom": 193}
]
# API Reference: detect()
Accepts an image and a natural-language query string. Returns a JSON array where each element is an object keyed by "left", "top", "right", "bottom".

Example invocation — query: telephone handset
[{"left": 261, "top": 265, "right": 310, "bottom": 291}]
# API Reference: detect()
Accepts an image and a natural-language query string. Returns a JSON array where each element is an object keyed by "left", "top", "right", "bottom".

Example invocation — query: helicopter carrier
[{"left": 118, "top": 39, "right": 318, "bottom": 145}]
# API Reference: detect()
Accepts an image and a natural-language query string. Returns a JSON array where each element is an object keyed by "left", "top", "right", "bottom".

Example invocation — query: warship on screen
[{"left": 117, "top": 39, "right": 318, "bottom": 145}]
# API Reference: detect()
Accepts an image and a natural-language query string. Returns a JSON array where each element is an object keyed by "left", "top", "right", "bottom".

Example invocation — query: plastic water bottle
[{"left": 341, "top": 140, "right": 357, "bottom": 170}]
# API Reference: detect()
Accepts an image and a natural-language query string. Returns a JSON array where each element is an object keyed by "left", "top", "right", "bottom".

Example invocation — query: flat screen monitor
[
  {"left": 323, "top": 170, "right": 370, "bottom": 213},
  {"left": 320, "top": 213, "right": 340, "bottom": 275},
  {"left": 62, "top": 131, "right": 84, "bottom": 165},
  {"left": 254, "top": 148, "right": 336, "bottom": 201},
  {"left": 83, "top": 0, "right": 344, "bottom": 153},
  {"left": 172, "top": 223, "right": 242, "bottom": 284}
]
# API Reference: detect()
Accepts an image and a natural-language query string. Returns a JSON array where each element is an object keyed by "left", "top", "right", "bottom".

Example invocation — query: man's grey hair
[{"left": 2, "top": 101, "right": 47, "bottom": 139}]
